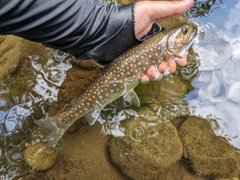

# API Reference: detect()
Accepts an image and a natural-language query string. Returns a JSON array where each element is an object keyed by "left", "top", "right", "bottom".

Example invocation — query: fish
[{"left": 36, "top": 23, "right": 198, "bottom": 146}]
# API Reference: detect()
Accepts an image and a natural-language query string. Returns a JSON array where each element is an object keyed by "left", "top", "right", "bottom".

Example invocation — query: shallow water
[
  {"left": 0, "top": 0, "right": 240, "bottom": 179},
  {"left": 0, "top": 48, "right": 73, "bottom": 179},
  {"left": 186, "top": 0, "right": 240, "bottom": 148}
]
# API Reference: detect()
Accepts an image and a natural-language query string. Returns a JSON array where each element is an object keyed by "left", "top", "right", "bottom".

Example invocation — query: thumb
[
  {"left": 136, "top": 0, "right": 194, "bottom": 21},
  {"left": 134, "top": 0, "right": 194, "bottom": 39}
]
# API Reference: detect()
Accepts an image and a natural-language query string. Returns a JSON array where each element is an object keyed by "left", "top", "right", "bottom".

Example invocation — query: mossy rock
[
  {"left": 178, "top": 116, "right": 237, "bottom": 178},
  {"left": 24, "top": 143, "right": 56, "bottom": 171},
  {"left": 109, "top": 107, "right": 183, "bottom": 179}
]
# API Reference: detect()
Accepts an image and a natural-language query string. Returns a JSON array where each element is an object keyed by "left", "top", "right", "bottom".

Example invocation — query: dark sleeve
[{"left": 0, "top": 0, "right": 162, "bottom": 64}]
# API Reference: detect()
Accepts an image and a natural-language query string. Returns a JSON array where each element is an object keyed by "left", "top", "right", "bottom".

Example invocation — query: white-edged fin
[
  {"left": 35, "top": 115, "right": 64, "bottom": 147},
  {"left": 123, "top": 89, "right": 140, "bottom": 107},
  {"left": 84, "top": 108, "right": 102, "bottom": 125}
]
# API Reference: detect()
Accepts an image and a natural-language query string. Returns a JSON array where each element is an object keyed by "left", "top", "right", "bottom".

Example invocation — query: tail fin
[{"left": 35, "top": 115, "right": 65, "bottom": 147}]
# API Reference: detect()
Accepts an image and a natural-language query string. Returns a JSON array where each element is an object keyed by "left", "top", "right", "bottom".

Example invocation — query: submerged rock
[
  {"left": 108, "top": 107, "right": 183, "bottom": 180},
  {"left": 135, "top": 75, "right": 190, "bottom": 105},
  {"left": 157, "top": 162, "right": 206, "bottom": 180},
  {"left": 178, "top": 116, "right": 237, "bottom": 178},
  {"left": 0, "top": 35, "right": 21, "bottom": 78},
  {"left": 135, "top": 75, "right": 191, "bottom": 121},
  {"left": 24, "top": 143, "right": 56, "bottom": 171}
]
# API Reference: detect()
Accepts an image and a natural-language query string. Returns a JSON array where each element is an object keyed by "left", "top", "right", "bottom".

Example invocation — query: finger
[
  {"left": 146, "top": 66, "right": 163, "bottom": 80},
  {"left": 158, "top": 60, "right": 176, "bottom": 73},
  {"left": 166, "top": 60, "right": 177, "bottom": 73},
  {"left": 158, "top": 61, "right": 169, "bottom": 73},
  {"left": 140, "top": 75, "right": 150, "bottom": 84}
]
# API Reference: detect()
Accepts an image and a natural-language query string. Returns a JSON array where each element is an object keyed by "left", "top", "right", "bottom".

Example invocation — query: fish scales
[
  {"left": 59, "top": 35, "right": 167, "bottom": 125},
  {"left": 36, "top": 23, "right": 197, "bottom": 146}
]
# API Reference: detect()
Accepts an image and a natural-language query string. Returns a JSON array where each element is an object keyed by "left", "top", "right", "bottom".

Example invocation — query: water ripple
[{"left": 188, "top": 0, "right": 240, "bottom": 148}]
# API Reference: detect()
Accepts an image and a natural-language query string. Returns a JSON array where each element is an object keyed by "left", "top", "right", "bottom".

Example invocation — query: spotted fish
[{"left": 36, "top": 23, "right": 197, "bottom": 146}]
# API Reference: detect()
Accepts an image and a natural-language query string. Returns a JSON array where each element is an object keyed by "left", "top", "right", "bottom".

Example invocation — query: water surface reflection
[
  {"left": 187, "top": 0, "right": 240, "bottom": 148},
  {"left": 0, "top": 48, "right": 72, "bottom": 178}
]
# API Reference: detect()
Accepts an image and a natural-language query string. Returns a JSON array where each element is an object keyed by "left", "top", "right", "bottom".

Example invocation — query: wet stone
[
  {"left": 108, "top": 107, "right": 183, "bottom": 180},
  {"left": 135, "top": 74, "right": 190, "bottom": 106},
  {"left": 156, "top": 75, "right": 190, "bottom": 105},
  {"left": 66, "top": 122, "right": 77, "bottom": 134},
  {"left": 135, "top": 75, "right": 191, "bottom": 121},
  {"left": 158, "top": 162, "right": 206, "bottom": 180},
  {"left": 0, "top": 35, "right": 21, "bottom": 78},
  {"left": 24, "top": 143, "right": 57, "bottom": 171},
  {"left": 0, "top": 35, "right": 5, "bottom": 42},
  {"left": 178, "top": 116, "right": 237, "bottom": 178}
]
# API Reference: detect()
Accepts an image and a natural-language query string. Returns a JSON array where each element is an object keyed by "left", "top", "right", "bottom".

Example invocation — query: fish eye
[{"left": 181, "top": 27, "right": 189, "bottom": 35}]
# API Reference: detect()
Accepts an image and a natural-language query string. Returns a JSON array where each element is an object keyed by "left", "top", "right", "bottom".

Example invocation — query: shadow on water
[{"left": 0, "top": 0, "right": 240, "bottom": 179}]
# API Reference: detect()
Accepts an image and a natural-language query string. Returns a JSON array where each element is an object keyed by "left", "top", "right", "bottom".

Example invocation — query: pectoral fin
[
  {"left": 123, "top": 89, "right": 140, "bottom": 107},
  {"left": 84, "top": 108, "right": 102, "bottom": 125}
]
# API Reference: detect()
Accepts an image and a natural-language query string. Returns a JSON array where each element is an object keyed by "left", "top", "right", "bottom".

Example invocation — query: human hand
[
  {"left": 133, "top": 0, "right": 194, "bottom": 83},
  {"left": 140, "top": 49, "right": 187, "bottom": 84}
]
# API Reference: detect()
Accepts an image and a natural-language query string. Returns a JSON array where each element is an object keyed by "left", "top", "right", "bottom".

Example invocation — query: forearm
[
  {"left": 0, "top": 0, "right": 138, "bottom": 62},
  {"left": 0, "top": 0, "right": 162, "bottom": 64}
]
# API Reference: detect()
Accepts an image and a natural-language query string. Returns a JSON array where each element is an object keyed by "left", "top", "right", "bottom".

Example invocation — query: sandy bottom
[{"left": 33, "top": 122, "right": 127, "bottom": 180}]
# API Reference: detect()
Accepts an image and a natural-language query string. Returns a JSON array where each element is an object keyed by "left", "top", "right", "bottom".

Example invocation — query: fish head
[{"left": 166, "top": 23, "right": 198, "bottom": 58}]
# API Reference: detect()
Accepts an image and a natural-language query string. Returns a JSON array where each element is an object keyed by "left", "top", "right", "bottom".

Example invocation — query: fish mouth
[{"left": 181, "top": 24, "right": 198, "bottom": 53}]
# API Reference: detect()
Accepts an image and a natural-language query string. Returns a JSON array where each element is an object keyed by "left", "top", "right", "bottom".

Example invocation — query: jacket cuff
[{"left": 82, "top": 3, "right": 163, "bottom": 65}]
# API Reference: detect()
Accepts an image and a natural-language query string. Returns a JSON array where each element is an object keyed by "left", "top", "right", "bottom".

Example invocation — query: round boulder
[
  {"left": 109, "top": 107, "right": 183, "bottom": 179},
  {"left": 24, "top": 143, "right": 57, "bottom": 171},
  {"left": 178, "top": 116, "right": 237, "bottom": 178}
]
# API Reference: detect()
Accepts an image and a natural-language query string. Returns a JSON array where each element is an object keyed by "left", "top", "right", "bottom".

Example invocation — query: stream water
[
  {"left": 0, "top": 0, "right": 240, "bottom": 179},
  {"left": 186, "top": 0, "right": 240, "bottom": 148}
]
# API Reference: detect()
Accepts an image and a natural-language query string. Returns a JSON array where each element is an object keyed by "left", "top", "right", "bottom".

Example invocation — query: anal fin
[{"left": 123, "top": 89, "right": 140, "bottom": 107}]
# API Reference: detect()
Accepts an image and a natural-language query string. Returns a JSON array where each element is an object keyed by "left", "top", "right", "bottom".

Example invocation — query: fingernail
[{"left": 140, "top": 75, "right": 150, "bottom": 84}]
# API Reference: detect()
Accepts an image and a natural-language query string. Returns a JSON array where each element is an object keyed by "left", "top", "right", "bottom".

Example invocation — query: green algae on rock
[
  {"left": 24, "top": 143, "right": 56, "bottom": 171},
  {"left": 135, "top": 75, "right": 192, "bottom": 121},
  {"left": 157, "top": 162, "right": 206, "bottom": 180},
  {"left": 178, "top": 116, "right": 237, "bottom": 178},
  {"left": 135, "top": 75, "right": 190, "bottom": 105},
  {"left": 108, "top": 107, "right": 183, "bottom": 179},
  {"left": 0, "top": 35, "right": 21, "bottom": 78}
]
